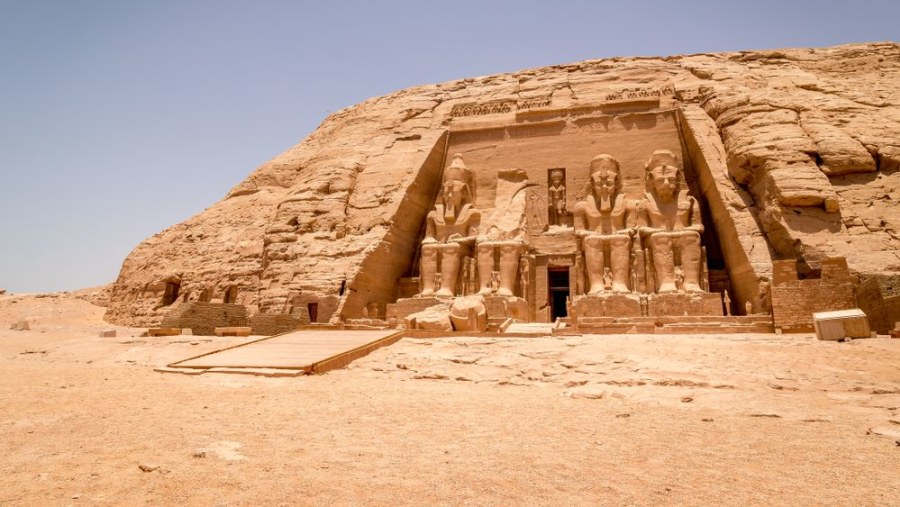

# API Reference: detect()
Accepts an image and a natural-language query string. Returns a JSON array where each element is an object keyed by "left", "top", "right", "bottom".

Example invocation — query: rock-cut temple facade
[{"left": 105, "top": 43, "right": 900, "bottom": 335}]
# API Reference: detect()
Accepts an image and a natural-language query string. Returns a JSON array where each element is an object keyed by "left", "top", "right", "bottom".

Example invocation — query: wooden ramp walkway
[{"left": 158, "top": 329, "right": 404, "bottom": 376}]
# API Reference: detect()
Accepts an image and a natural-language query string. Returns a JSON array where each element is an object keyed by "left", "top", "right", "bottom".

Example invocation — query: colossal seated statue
[
  {"left": 573, "top": 155, "right": 635, "bottom": 294},
  {"left": 637, "top": 150, "right": 704, "bottom": 293},
  {"left": 420, "top": 154, "right": 481, "bottom": 297}
]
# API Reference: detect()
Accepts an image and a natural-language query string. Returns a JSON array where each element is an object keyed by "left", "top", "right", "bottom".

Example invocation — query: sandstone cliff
[{"left": 106, "top": 42, "right": 900, "bottom": 326}]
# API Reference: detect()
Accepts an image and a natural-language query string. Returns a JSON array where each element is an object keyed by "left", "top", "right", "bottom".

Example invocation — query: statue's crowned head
[
  {"left": 589, "top": 154, "right": 621, "bottom": 200},
  {"left": 550, "top": 169, "right": 564, "bottom": 187},
  {"left": 645, "top": 150, "right": 680, "bottom": 201},
  {"left": 441, "top": 153, "right": 476, "bottom": 219}
]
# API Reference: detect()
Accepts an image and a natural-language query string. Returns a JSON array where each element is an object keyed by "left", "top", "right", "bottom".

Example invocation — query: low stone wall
[
  {"left": 771, "top": 258, "right": 856, "bottom": 332},
  {"left": 160, "top": 302, "right": 248, "bottom": 336},
  {"left": 648, "top": 293, "right": 723, "bottom": 317},
  {"left": 884, "top": 295, "right": 900, "bottom": 333},
  {"left": 249, "top": 314, "right": 304, "bottom": 336},
  {"left": 856, "top": 275, "right": 900, "bottom": 334}
]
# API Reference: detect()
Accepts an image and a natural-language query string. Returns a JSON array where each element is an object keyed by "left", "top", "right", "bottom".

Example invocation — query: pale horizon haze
[{"left": 1, "top": 0, "right": 897, "bottom": 292}]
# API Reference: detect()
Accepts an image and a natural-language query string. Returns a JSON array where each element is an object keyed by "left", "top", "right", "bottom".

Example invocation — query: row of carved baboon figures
[{"left": 417, "top": 150, "right": 708, "bottom": 298}]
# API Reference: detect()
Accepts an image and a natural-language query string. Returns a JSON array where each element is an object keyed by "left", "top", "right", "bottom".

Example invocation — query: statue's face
[
  {"left": 550, "top": 171, "right": 564, "bottom": 186},
  {"left": 650, "top": 162, "right": 678, "bottom": 200},
  {"left": 591, "top": 162, "right": 618, "bottom": 199},
  {"left": 442, "top": 177, "right": 468, "bottom": 211}
]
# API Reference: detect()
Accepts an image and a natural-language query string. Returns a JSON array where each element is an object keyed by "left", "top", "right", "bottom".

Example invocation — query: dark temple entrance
[{"left": 548, "top": 267, "right": 570, "bottom": 320}]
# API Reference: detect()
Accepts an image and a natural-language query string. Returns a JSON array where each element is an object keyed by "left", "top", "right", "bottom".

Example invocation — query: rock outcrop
[{"left": 106, "top": 43, "right": 900, "bottom": 326}]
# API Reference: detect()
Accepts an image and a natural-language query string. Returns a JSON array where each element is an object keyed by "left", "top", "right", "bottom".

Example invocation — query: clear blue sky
[{"left": 1, "top": 0, "right": 896, "bottom": 293}]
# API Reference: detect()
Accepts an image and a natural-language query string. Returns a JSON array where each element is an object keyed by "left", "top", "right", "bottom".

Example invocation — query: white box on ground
[{"left": 813, "top": 309, "right": 870, "bottom": 341}]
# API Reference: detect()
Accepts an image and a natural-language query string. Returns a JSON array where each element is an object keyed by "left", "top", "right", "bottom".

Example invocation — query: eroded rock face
[{"left": 106, "top": 43, "right": 900, "bottom": 326}]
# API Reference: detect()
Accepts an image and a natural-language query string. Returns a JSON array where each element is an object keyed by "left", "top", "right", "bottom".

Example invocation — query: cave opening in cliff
[
  {"left": 161, "top": 281, "right": 180, "bottom": 306},
  {"left": 223, "top": 286, "right": 238, "bottom": 304}
]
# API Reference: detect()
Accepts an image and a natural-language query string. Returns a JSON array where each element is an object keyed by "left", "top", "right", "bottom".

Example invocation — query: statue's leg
[
  {"left": 437, "top": 244, "right": 461, "bottom": 296},
  {"left": 650, "top": 234, "right": 676, "bottom": 293},
  {"left": 476, "top": 242, "right": 494, "bottom": 295},
  {"left": 679, "top": 231, "right": 703, "bottom": 292},
  {"left": 610, "top": 235, "right": 632, "bottom": 293},
  {"left": 419, "top": 244, "right": 438, "bottom": 296},
  {"left": 584, "top": 236, "right": 605, "bottom": 295},
  {"left": 498, "top": 242, "right": 521, "bottom": 297}
]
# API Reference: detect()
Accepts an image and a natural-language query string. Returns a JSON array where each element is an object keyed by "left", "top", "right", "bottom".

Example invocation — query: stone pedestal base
[
  {"left": 573, "top": 315, "right": 773, "bottom": 334},
  {"left": 573, "top": 292, "right": 724, "bottom": 318},
  {"left": 387, "top": 297, "right": 449, "bottom": 322},
  {"left": 648, "top": 292, "right": 723, "bottom": 317},
  {"left": 483, "top": 296, "right": 528, "bottom": 321},
  {"left": 388, "top": 295, "right": 528, "bottom": 329},
  {"left": 574, "top": 294, "right": 642, "bottom": 318}
]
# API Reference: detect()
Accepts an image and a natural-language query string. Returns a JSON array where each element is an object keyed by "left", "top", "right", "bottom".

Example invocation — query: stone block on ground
[
  {"left": 483, "top": 296, "right": 529, "bottom": 321},
  {"left": 99, "top": 329, "right": 116, "bottom": 338},
  {"left": 449, "top": 295, "right": 488, "bottom": 332},
  {"left": 214, "top": 327, "right": 252, "bottom": 337},
  {"left": 405, "top": 304, "right": 452, "bottom": 332},
  {"left": 10, "top": 320, "right": 30, "bottom": 331},
  {"left": 813, "top": 309, "right": 871, "bottom": 341},
  {"left": 148, "top": 327, "right": 182, "bottom": 337}
]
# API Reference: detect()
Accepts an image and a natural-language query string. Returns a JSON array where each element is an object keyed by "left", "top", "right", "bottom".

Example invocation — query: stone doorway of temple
[
  {"left": 307, "top": 303, "right": 319, "bottom": 323},
  {"left": 548, "top": 267, "right": 570, "bottom": 320}
]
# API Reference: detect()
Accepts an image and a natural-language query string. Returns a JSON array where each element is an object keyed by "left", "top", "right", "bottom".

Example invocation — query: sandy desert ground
[{"left": 1, "top": 290, "right": 899, "bottom": 505}]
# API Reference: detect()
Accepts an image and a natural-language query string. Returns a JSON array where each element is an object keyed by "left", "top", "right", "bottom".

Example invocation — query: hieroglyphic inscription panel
[{"left": 450, "top": 100, "right": 514, "bottom": 118}]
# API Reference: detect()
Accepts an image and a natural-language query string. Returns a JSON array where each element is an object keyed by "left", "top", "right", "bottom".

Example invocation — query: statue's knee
[
  {"left": 650, "top": 234, "right": 670, "bottom": 248},
  {"left": 611, "top": 236, "right": 630, "bottom": 248},
  {"left": 585, "top": 237, "right": 602, "bottom": 249},
  {"left": 680, "top": 231, "right": 701, "bottom": 248},
  {"left": 687, "top": 231, "right": 701, "bottom": 244},
  {"left": 443, "top": 244, "right": 460, "bottom": 255},
  {"left": 500, "top": 243, "right": 520, "bottom": 255}
]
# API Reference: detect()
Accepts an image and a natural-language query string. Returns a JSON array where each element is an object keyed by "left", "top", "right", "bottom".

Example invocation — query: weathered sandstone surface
[{"left": 106, "top": 43, "right": 900, "bottom": 326}]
